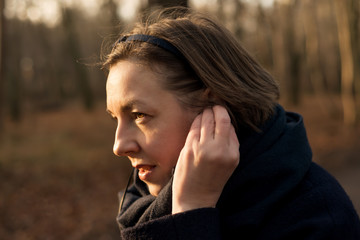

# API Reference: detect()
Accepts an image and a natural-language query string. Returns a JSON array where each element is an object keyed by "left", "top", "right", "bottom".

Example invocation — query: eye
[
  {"left": 131, "top": 112, "right": 151, "bottom": 124},
  {"left": 133, "top": 112, "right": 146, "bottom": 120}
]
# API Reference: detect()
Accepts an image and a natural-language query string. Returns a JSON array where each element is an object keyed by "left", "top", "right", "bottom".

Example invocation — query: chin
[{"left": 147, "top": 183, "right": 165, "bottom": 197}]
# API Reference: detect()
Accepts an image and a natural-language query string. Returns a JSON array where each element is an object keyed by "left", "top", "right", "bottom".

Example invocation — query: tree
[
  {"left": 62, "top": 8, "right": 94, "bottom": 111},
  {"left": 334, "top": 0, "right": 357, "bottom": 126},
  {"left": 271, "top": 1, "right": 302, "bottom": 106},
  {"left": 0, "top": 0, "right": 4, "bottom": 132},
  {"left": 301, "top": 0, "right": 324, "bottom": 95},
  {"left": 348, "top": 0, "right": 360, "bottom": 122}
]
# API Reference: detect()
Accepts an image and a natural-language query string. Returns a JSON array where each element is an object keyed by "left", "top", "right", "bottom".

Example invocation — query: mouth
[{"left": 135, "top": 164, "right": 156, "bottom": 181}]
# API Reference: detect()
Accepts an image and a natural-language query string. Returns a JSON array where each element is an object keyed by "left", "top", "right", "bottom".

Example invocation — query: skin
[
  {"left": 172, "top": 106, "right": 240, "bottom": 213},
  {"left": 106, "top": 60, "right": 198, "bottom": 196},
  {"left": 106, "top": 59, "right": 240, "bottom": 213}
]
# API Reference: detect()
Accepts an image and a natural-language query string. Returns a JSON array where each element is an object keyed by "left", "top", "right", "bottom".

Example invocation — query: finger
[
  {"left": 212, "top": 105, "right": 231, "bottom": 142},
  {"left": 229, "top": 125, "right": 240, "bottom": 149},
  {"left": 229, "top": 126, "right": 240, "bottom": 167},
  {"left": 185, "top": 113, "right": 202, "bottom": 146},
  {"left": 200, "top": 108, "right": 215, "bottom": 142}
]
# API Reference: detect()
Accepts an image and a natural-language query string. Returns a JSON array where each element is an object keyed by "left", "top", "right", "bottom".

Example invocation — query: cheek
[
  {"left": 148, "top": 120, "right": 191, "bottom": 165},
  {"left": 170, "top": 119, "right": 193, "bottom": 147}
]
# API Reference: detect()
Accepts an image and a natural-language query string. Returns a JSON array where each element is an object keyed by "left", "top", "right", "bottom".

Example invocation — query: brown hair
[{"left": 102, "top": 7, "right": 279, "bottom": 131}]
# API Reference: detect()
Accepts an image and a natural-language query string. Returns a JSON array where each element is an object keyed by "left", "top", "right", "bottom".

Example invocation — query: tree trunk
[
  {"left": 271, "top": 3, "right": 289, "bottom": 103},
  {"left": 334, "top": 0, "right": 356, "bottom": 126},
  {"left": 302, "top": 0, "right": 324, "bottom": 94},
  {"left": 62, "top": 8, "right": 94, "bottom": 111},
  {"left": 349, "top": 0, "right": 360, "bottom": 122},
  {"left": 271, "top": 2, "right": 301, "bottom": 106},
  {"left": 0, "top": 0, "right": 4, "bottom": 133}
]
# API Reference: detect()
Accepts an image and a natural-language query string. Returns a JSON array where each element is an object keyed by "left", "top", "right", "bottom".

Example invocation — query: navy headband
[{"left": 117, "top": 34, "right": 184, "bottom": 59}]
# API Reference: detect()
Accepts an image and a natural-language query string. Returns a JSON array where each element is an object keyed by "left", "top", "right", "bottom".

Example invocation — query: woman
[{"left": 102, "top": 7, "right": 360, "bottom": 239}]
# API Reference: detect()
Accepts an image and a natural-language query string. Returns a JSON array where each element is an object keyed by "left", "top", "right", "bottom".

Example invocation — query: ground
[{"left": 0, "top": 96, "right": 359, "bottom": 239}]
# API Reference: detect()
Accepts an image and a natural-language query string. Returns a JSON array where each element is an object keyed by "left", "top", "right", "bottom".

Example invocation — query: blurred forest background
[{"left": 0, "top": 0, "right": 360, "bottom": 239}]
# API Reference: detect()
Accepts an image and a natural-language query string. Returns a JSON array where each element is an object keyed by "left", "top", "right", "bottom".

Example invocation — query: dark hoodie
[{"left": 116, "top": 105, "right": 360, "bottom": 239}]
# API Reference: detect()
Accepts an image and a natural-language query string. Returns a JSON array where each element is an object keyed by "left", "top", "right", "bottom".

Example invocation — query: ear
[
  {"left": 202, "top": 88, "right": 223, "bottom": 106},
  {"left": 202, "top": 88, "right": 212, "bottom": 100}
]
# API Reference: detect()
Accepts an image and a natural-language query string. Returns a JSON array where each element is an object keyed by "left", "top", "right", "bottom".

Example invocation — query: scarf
[{"left": 117, "top": 173, "right": 173, "bottom": 231}]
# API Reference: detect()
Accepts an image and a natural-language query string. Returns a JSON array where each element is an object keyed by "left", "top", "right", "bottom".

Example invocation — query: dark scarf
[{"left": 117, "top": 171, "right": 173, "bottom": 231}]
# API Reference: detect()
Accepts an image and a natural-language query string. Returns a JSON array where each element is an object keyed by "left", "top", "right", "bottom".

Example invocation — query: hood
[{"left": 217, "top": 104, "right": 312, "bottom": 228}]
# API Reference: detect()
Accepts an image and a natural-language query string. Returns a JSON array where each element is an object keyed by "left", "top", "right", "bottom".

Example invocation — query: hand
[{"left": 172, "top": 105, "right": 240, "bottom": 214}]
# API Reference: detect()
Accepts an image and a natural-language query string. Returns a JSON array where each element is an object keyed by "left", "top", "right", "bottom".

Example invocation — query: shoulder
[
  {"left": 261, "top": 163, "right": 360, "bottom": 239},
  {"left": 303, "top": 163, "right": 360, "bottom": 229},
  {"left": 301, "top": 163, "right": 357, "bottom": 218}
]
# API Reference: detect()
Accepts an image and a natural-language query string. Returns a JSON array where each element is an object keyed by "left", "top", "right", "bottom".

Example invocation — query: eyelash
[
  {"left": 109, "top": 114, "right": 117, "bottom": 122},
  {"left": 132, "top": 112, "right": 147, "bottom": 121},
  {"left": 108, "top": 112, "right": 149, "bottom": 124}
]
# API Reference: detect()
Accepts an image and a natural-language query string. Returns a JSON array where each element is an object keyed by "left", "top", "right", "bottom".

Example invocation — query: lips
[{"left": 135, "top": 164, "right": 156, "bottom": 181}]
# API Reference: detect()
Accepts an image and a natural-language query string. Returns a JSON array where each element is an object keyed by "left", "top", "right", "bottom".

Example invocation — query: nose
[{"left": 113, "top": 120, "right": 139, "bottom": 157}]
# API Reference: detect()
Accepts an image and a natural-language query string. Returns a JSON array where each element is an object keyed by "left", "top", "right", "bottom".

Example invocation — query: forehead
[
  {"left": 106, "top": 60, "right": 172, "bottom": 110},
  {"left": 107, "top": 60, "right": 154, "bottom": 89}
]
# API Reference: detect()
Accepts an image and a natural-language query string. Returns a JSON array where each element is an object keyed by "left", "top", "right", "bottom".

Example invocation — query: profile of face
[{"left": 106, "top": 60, "right": 198, "bottom": 196}]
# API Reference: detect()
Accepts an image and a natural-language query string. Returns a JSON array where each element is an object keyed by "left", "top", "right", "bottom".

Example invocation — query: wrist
[{"left": 172, "top": 199, "right": 216, "bottom": 214}]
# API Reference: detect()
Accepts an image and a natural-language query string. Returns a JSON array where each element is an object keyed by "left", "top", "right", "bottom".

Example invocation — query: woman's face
[{"left": 106, "top": 60, "right": 198, "bottom": 196}]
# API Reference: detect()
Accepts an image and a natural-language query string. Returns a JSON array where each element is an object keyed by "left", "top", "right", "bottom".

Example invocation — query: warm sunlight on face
[{"left": 106, "top": 60, "right": 198, "bottom": 196}]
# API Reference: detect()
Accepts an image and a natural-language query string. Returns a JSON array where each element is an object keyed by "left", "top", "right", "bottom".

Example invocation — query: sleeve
[{"left": 121, "top": 208, "right": 222, "bottom": 240}]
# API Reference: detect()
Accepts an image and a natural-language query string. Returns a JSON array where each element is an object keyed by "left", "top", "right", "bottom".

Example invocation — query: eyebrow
[{"left": 106, "top": 99, "right": 148, "bottom": 115}]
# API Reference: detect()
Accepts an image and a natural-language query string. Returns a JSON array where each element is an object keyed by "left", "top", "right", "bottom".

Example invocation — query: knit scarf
[{"left": 116, "top": 174, "right": 173, "bottom": 230}]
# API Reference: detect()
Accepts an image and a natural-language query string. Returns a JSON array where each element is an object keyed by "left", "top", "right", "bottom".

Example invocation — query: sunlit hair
[{"left": 102, "top": 7, "right": 279, "bottom": 131}]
